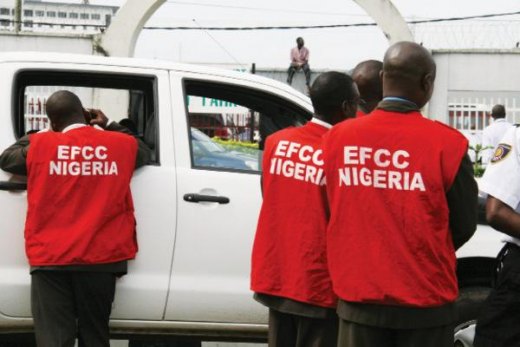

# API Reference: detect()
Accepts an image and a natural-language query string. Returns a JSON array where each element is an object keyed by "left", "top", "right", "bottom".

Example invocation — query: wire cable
[
  {"left": 191, "top": 18, "right": 247, "bottom": 69},
  {"left": 143, "top": 10, "right": 520, "bottom": 31},
  {"left": 2, "top": 10, "right": 520, "bottom": 31}
]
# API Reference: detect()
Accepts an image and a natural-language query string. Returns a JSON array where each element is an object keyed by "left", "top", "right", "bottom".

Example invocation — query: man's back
[
  {"left": 251, "top": 120, "right": 335, "bottom": 308},
  {"left": 25, "top": 125, "right": 138, "bottom": 266},
  {"left": 323, "top": 109, "right": 468, "bottom": 307}
]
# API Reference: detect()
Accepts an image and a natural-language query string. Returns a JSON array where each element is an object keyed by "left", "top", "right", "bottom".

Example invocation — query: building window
[
  {"left": 91, "top": 13, "right": 100, "bottom": 20},
  {"left": 0, "top": 8, "right": 10, "bottom": 15},
  {"left": 69, "top": 12, "right": 78, "bottom": 19},
  {"left": 0, "top": 19, "right": 9, "bottom": 27},
  {"left": 25, "top": 20, "right": 33, "bottom": 28},
  {"left": 24, "top": 10, "right": 33, "bottom": 17},
  {"left": 35, "top": 10, "right": 44, "bottom": 17},
  {"left": 80, "top": 13, "right": 89, "bottom": 19},
  {"left": 47, "top": 11, "right": 56, "bottom": 18},
  {"left": 58, "top": 12, "right": 66, "bottom": 18}
]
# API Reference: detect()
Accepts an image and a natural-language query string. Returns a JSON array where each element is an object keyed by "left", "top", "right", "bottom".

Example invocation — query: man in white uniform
[
  {"left": 474, "top": 125, "right": 520, "bottom": 347},
  {"left": 481, "top": 104, "right": 513, "bottom": 165}
]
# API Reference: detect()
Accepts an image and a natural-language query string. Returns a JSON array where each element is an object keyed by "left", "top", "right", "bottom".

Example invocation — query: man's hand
[{"left": 86, "top": 108, "right": 110, "bottom": 129}]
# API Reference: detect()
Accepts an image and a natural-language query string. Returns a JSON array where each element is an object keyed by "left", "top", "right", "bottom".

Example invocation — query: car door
[
  {"left": 0, "top": 62, "right": 176, "bottom": 320},
  {"left": 165, "top": 71, "right": 312, "bottom": 323}
]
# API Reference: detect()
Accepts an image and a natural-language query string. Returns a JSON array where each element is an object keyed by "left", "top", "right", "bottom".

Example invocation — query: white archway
[
  {"left": 98, "top": 0, "right": 166, "bottom": 57},
  {"left": 353, "top": 0, "right": 413, "bottom": 43},
  {"left": 98, "top": 0, "right": 413, "bottom": 57}
]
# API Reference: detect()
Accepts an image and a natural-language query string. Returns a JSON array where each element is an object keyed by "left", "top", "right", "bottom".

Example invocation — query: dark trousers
[
  {"left": 337, "top": 319, "right": 453, "bottom": 347},
  {"left": 31, "top": 271, "right": 116, "bottom": 347},
  {"left": 268, "top": 308, "right": 338, "bottom": 347},
  {"left": 474, "top": 243, "right": 520, "bottom": 347},
  {"left": 287, "top": 63, "right": 311, "bottom": 86}
]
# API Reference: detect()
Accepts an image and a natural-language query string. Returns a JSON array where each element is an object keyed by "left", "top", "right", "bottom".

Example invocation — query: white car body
[{"left": 0, "top": 53, "right": 500, "bottom": 342}]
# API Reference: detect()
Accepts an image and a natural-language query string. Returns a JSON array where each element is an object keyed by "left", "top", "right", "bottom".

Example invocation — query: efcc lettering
[
  {"left": 269, "top": 140, "right": 325, "bottom": 186},
  {"left": 338, "top": 146, "right": 425, "bottom": 191},
  {"left": 49, "top": 145, "right": 118, "bottom": 176}
]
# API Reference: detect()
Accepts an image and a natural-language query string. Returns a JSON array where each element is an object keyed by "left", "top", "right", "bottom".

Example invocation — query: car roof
[{"left": 0, "top": 52, "right": 311, "bottom": 108}]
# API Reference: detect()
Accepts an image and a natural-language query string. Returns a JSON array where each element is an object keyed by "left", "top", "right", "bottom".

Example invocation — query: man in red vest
[
  {"left": 0, "top": 90, "right": 151, "bottom": 347},
  {"left": 351, "top": 60, "right": 383, "bottom": 117},
  {"left": 322, "top": 42, "right": 478, "bottom": 347},
  {"left": 251, "top": 71, "right": 359, "bottom": 347}
]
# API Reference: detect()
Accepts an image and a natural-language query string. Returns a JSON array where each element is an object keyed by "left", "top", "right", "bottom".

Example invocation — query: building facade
[{"left": 0, "top": 0, "right": 118, "bottom": 34}]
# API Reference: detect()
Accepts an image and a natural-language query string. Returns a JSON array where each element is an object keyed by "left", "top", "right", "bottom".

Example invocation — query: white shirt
[
  {"left": 481, "top": 118, "right": 513, "bottom": 164},
  {"left": 310, "top": 117, "right": 332, "bottom": 129},
  {"left": 480, "top": 126, "right": 520, "bottom": 246}
]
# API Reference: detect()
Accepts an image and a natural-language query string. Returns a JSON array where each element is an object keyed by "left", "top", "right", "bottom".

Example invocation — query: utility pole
[{"left": 14, "top": 0, "right": 21, "bottom": 33}]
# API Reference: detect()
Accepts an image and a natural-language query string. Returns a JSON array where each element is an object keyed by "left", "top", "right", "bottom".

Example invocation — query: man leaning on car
[{"left": 0, "top": 90, "right": 151, "bottom": 347}]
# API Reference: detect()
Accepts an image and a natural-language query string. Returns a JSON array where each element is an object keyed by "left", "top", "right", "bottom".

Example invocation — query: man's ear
[
  {"left": 422, "top": 73, "right": 435, "bottom": 92},
  {"left": 342, "top": 100, "right": 357, "bottom": 118}
]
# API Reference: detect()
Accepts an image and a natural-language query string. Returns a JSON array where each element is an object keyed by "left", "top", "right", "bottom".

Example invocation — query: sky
[{"left": 40, "top": 0, "right": 520, "bottom": 69}]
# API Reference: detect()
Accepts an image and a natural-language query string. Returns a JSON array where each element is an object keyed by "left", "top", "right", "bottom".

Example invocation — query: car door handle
[
  {"left": 183, "top": 193, "right": 230, "bottom": 204},
  {"left": 0, "top": 181, "right": 27, "bottom": 191}
]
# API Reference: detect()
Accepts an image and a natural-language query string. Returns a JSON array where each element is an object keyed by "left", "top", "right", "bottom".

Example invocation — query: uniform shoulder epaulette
[{"left": 514, "top": 123, "right": 520, "bottom": 127}]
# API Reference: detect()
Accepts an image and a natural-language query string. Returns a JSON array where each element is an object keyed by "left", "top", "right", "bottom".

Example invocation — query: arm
[
  {"left": 486, "top": 195, "right": 520, "bottom": 239},
  {"left": 0, "top": 135, "right": 30, "bottom": 175},
  {"left": 446, "top": 153, "right": 478, "bottom": 249},
  {"left": 302, "top": 48, "right": 309, "bottom": 64},
  {"left": 106, "top": 122, "right": 151, "bottom": 169},
  {"left": 88, "top": 109, "right": 152, "bottom": 169}
]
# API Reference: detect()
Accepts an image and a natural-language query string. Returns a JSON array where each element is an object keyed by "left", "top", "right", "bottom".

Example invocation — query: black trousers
[
  {"left": 337, "top": 319, "right": 453, "bottom": 347},
  {"left": 287, "top": 63, "right": 311, "bottom": 86},
  {"left": 474, "top": 243, "right": 520, "bottom": 347},
  {"left": 31, "top": 271, "right": 116, "bottom": 347},
  {"left": 268, "top": 308, "right": 338, "bottom": 347}
]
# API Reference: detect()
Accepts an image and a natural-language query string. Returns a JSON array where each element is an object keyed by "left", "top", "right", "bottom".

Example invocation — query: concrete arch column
[
  {"left": 353, "top": 0, "right": 413, "bottom": 43},
  {"left": 97, "top": 0, "right": 166, "bottom": 57},
  {"left": 98, "top": 0, "right": 413, "bottom": 57}
]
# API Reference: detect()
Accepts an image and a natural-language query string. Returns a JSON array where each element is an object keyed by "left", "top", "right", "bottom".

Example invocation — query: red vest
[
  {"left": 323, "top": 110, "right": 468, "bottom": 307},
  {"left": 356, "top": 110, "right": 367, "bottom": 118},
  {"left": 251, "top": 120, "right": 336, "bottom": 308},
  {"left": 26, "top": 126, "right": 138, "bottom": 266}
]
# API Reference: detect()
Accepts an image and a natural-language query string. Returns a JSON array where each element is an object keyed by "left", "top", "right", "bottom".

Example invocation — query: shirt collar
[
  {"left": 494, "top": 118, "right": 507, "bottom": 123},
  {"left": 310, "top": 117, "right": 332, "bottom": 129},
  {"left": 62, "top": 123, "right": 87, "bottom": 133},
  {"left": 61, "top": 124, "right": 104, "bottom": 133}
]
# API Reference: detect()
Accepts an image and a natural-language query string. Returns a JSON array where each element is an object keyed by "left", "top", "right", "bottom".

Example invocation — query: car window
[
  {"left": 184, "top": 80, "right": 311, "bottom": 173},
  {"left": 15, "top": 71, "right": 159, "bottom": 164}
]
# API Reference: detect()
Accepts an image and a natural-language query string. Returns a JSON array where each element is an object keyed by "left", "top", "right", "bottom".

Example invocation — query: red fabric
[
  {"left": 356, "top": 109, "right": 367, "bottom": 118},
  {"left": 251, "top": 121, "right": 336, "bottom": 308},
  {"left": 26, "top": 126, "right": 138, "bottom": 266},
  {"left": 322, "top": 109, "right": 468, "bottom": 308}
]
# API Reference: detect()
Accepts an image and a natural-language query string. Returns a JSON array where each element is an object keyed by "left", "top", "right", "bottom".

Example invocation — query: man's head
[
  {"left": 381, "top": 41, "right": 436, "bottom": 108},
  {"left": 46, "top": 90, "right": 86, "bottom": 132},
  {"left": 491, "top": 104, "right": 506, "bottom": 119},
  {"left": 310, "top": 71, "right": 359, "bottom": 125},
  {"left": 296, "top": 37, "right": 304, "bottom": 49},
  {"left": 352, "top": 60, "right": 383, "bottom": 113}
]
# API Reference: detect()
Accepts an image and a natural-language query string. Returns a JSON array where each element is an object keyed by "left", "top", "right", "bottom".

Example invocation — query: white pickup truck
[{"left": 0, "top": 53, "right": 503, "bottom": 346}]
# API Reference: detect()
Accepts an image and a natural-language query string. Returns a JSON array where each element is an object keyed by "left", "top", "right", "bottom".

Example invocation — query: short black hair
[
  {"left": 491, "top": 104, "right": 506, "bottom": 118},
  {"left": 46, "top": 90, "right": 84, "bottom": 124},
  {"left": 310, "top": 71, "right": 356, "bottom": 117}
]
